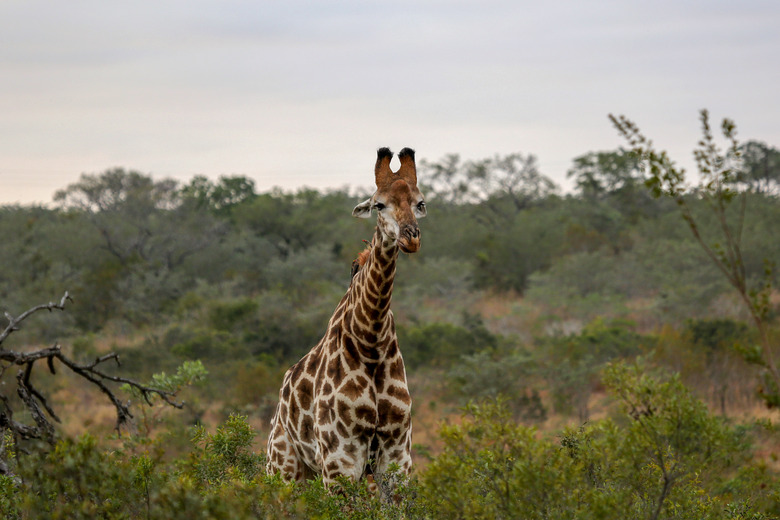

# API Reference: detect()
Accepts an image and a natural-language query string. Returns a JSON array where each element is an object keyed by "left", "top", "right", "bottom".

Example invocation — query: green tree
[
  {"left": 599, "top": 361, "right": 752, "bottom": 520},
  {"left": 420, "top": 152, "right": 559, "bottom": 215},
  {"left": 55, "top": 168, "right": 227, "bottom": 326},
  {"left": 0, "top": 206, "right": 94, "bottom": 336},
  {"left": 417, "top": 153, "right": 564, "bottom": 293},
  {"left": 567, "top": 148, "right": 643, "bottom": 197},
  {"left": 565, "top": 149, "right": 660, "bottom": 254},
  {"left": 55, "top": 168, "right": 224, "bottom": 271},
  {"left": 180, "top": 175, "right": 257, "bottom": 217},
  {"left": 611, "top": 109, "right": 780, "bottom": 408},
  {"left": 541, "top": 318, "right": 646, "bottom": 421},
  {"left": 232, "top": 188, "right": 362, "bottom": 261},
  {"left": 738, "top": 140, "right": 780, "bottom": 195},
  {"left": 446, "top": 349, "right": 546, "bottom": 422},
  {"left": 684, "top": 318, "right": 753, "bottom": 416}
]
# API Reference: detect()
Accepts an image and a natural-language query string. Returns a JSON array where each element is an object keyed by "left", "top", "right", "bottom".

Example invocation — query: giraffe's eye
[{"left": 374, "top": 202, "right": 386, "bottom": 211}]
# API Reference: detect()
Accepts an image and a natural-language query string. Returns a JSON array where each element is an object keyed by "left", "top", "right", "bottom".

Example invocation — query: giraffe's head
[{"left": 352, "top": 147, "right": 426, "bottom": 253}]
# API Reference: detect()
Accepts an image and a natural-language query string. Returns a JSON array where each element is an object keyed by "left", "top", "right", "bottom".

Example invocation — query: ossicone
[
  {"left": 398, "top": 148, "right": 415, "bottom": 161},
  {"left": 375, "top": 147, "right": 394, "bottom": 187},
  {"left": 397, "top": 147, "right": 417, "bottom": 186},
  {"left": 376, "top": 147, "right": 393, "bottom": 161}
]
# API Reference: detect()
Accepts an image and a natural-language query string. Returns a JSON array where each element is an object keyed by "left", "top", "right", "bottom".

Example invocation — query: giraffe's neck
[{"left": 344, "top": 228, "right": 398, "bottom": 345}]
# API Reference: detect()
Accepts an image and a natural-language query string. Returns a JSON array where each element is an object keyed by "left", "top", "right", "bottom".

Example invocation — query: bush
[
  {"left": 539, "top": 318, "right": 648, "bottom": 420},
  {"left": 420, "top": 398, "right": 597, "bottom": 519},
  {"left": 445, "top": 349, "right": 546, "bottom": 422},
  {"left": 208, "top": 299, "right": 259, "bottom": 332},
  {"left": 419, "top": 362, "right": 779, "bottom": 520},
  {"left": 17, "top": 435, "right": 143, "bottom": 519},
  {"left": 399, "top": 315, "right": 498, "bottom": 369}
]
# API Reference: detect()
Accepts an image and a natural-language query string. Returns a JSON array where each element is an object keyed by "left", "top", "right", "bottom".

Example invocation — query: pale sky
[{"left": 2, "top": 0, "right": 779, "bottom": 205}]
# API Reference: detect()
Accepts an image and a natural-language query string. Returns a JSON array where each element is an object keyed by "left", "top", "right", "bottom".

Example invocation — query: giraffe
[{"left": 266, "top": 147, "right": 426, "bottom": 489}]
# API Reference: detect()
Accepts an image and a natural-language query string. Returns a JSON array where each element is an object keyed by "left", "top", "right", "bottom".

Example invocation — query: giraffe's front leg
[
  {"left": 266, "top": 408, "right": 314, "bottom": 481},
  {"left": 316, "top": 391, "right": 376, "bottom": 487},
  {"left": 374, "top": 424, "right": 412, "bottom": 476},
  {"left": 372, "top": 392, "right": 413, "bottom": 499},
  {"left": 316, "top": 418, "right": 372, "bottom": 487}
]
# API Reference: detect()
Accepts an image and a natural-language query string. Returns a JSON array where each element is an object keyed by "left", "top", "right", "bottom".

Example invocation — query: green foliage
[
  {"left": 421, "top": 363, "right": 779, "bottom": 520},
  {"left": 446, "top": 349, "right": 546, "bottom": 422},
  {"left": 0, "top": 379, "right": 777, "bottom": 519},
  {"left": 420, "top": 397, "right": 602, "bottom": 519},
  {"left": 17, "top": 434, "right": 142, "bottom": 519},
  {"left": 0, "top": 415, "right": 412, "bottom": 519},
  {"left": 3, "top": 151, "right": 778, "bottom": 334},
  {"left": 611, "top": 109, "right": 780, "bottom": 408},
  {"left": 2, "top": 144, "right": 780, "bottom": 517},
  {"left": 538, "top": 318, "right": 646, "bottom": 419},
  {"left": 208, "top": 298, "right": 259, "bottom": 332},
  {"left": 471, "top": 202, "right": 568, "bottom": 293},
  {"left": 685, "top": 318, "right": 751, "bottom": 354},
  {"left": 0, "top": 431, "right": 20, "bottom": 519},
  {"left": 738, "top": 140, "right": 780, "bottom": 195},
  {"left": 187, "top": 414, "right": 264, "bottom": 489},
  {"left": 149, "top": 360, "right": 209, "bottom": 394},
  {"left": 420, "top": 152, "right": 558, "bottom": 206},
  {"left": 169, "top": 328, "right": 239, "bottom": 360},
  {"left": 399, "top": 316, "right": 497, "bottom": 369},
  {"left": 602, "top": 361, "right": 742, "bottom": 472},
  {"left": 180, "top": 175, "right": 257, "bottom": 217},
  {"left": 393, "top": 256, "right": 475, "bottom": 323},
  {"left": 568, "top": 148, "right": 642, "bottom": 195}
]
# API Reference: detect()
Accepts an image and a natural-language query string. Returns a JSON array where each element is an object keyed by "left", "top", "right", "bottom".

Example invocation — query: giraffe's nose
[{"left": 402, "top": 225, "right": 420, "bottom": 240}]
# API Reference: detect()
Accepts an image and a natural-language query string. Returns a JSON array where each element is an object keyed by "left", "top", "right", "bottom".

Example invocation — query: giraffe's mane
[{"left": 350, "top": 240, "right": 372, "bottom": 279}]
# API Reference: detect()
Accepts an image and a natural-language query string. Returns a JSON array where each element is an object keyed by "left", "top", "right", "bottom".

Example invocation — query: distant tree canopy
[
  {"left": 54, "top": 168, "right": 179, "bottom": 213},
  {"left": 566, "top": 148, "right": 643, "bottom": 197},
  {"left": 419, "top": 152, "right": 558, "bottom": 208},
  {"left": 1, "top": 143, "right": 778, "bottom": 333},
  {"left": 180, "top": 175, "right": 258, "bottom": 215},
  {"left": 738, "top": 140, "right": 780, "bottom": 194}
]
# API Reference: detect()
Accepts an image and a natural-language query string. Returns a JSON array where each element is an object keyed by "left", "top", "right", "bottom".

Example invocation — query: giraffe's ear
[{"left": 352, "top": 198, "right": 373, "bottom": 219}]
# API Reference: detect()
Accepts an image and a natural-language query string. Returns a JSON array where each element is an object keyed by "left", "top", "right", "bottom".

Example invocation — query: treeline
[
  {"left": 2, "top": 142, "right": 779, "bottom": 342},
  {"left": 1, "top": 143, "right": 779, "bottom": 406}
]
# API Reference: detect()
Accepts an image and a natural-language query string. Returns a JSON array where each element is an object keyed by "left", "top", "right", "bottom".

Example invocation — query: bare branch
[
  {"left": 0, "top": 293, "right": 187, "bottom": 447},
  {"left": 0, "top": 292, "right": 72, "bottom": 347}
]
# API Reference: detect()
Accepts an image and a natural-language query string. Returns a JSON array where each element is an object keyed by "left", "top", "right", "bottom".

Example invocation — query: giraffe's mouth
[{"left": 398, "top": 236, "right": 420, "bottom": 254}]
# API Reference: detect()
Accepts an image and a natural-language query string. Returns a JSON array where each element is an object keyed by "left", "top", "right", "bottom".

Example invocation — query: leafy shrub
[
  {"left": 539, "top": 318, "right": 648, "bottom": 419},
  {"left": 419, "top": 361, "right": 779, "bottom": 520},
  {"left": 208, "top": 299, "right": 259, "bottom": 332},
  {"left": 17, "top": 435, "right": 143, "bottom": 519},
  {"left": 185, "top": 414, "right": 264, "bottom": 489},
  {"left": 399, "top": 315, "right": 498, "bottom": 369},
  {"left": 170, "top": 328, "right": 240, "bottom": 360},
  {"left": 420, "top": 398, "right": 594, "bottom": 519},
  {"left": 445, "top": 349, "right": 546, "bottom": 422},
  {"left": 685, "top": 318, "right": 752, "bottom": 354}
]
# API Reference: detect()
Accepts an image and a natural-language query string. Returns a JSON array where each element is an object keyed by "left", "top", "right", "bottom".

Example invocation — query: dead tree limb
[{"left": 0, "top": 292, "right": 184, "bottom": 451}]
